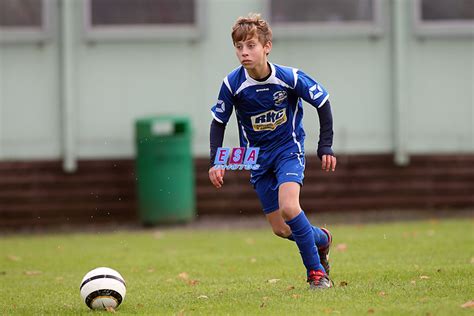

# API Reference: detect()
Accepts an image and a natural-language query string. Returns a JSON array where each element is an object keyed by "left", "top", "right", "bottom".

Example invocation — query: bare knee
[
  {"left": 279, "top": 204, "right": 301, "bottom": 221},
  {"left": 266, "top": 209, "right": 292, "bottom": 238}
]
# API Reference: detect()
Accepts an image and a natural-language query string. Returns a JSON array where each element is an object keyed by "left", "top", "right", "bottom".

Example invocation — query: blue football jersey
[{"left": 211, "top": 63, "right": 329, "bottom": 154}]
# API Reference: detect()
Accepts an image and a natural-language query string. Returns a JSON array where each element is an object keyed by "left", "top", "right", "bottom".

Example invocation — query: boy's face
[{"left": 234, "top": 35, "right": 272, "bottom": 70}]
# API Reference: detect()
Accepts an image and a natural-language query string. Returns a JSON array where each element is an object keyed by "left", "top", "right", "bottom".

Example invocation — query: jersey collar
[{"left": 244, "top": 62, "right": 276, "bottom": 85}]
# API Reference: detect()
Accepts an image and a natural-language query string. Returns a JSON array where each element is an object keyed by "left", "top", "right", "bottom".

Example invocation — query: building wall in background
[
  {"left": 0, "top": 0, "right": 472, "bottom": 161},
  {"left": 0, "top": 42, "right": 61, "bottom": 158}
]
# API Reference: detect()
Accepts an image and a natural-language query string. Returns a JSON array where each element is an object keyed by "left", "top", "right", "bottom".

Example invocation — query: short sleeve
[
  {"left": 294, "top": 70, "right": 329, "bottom": 108},
  {"left": 211, "top": 78, "right": 235, "bottom": 124}
]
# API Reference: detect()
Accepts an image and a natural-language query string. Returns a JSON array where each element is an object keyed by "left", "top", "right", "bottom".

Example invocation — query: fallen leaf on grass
[
  {"left": 152, "top": 231, "right": 164, "bottom": 239},
  {"left": 24, "top": 271, "right": 42, "bottom": 276},
  {"left": 461, "top": 300, "right": 474, "bottom": 308},
  {"left": 324, "top": 308, "right": 340, "bottom": 314},
  {"left": 378, "top": 291, "right": 386, "bottom": 297},
  {"left": 335, "top": 243, "right": 347, "bottom": 252},
  {"left": 7, "top": 255, "right": 21, "bottom": 262},
  {"left": 268, "top": 279, "right": 280, "bottom": 284},
  {"left": 403, "top": 231, "right": 419, "bottom": 238},
  {"left": 188, "top": 279, "right": 199, "bottom": 286},
  {"left": 339, "top": 281, "right": 348, "bottom": 287},
  {"left": 410, "top": 280, "right": 416, "bottom": 285},
  {"left": 286, "top": 285, "right": 295, "bottom": 290},
  {"left": 105, "top": 306, "right": 116, "bottom": 313},
  {"left": 245, "top": 238, "right": 255, "bottom": 245},
  {"left": 197, "top": 295, "right": 208, "bottom": 299},
  {"left": 292, "top": 294, "right": 300, "bottom": 299},
  {"left": 367, "top": 308, "right": 375, "bottom": 314},
  {"left": 420, "top": 275, "right": 430, "bottom": 280},
  {"left": 178, "top": 272, "right": 189, "bottom": 280},
  {"left": 428, "top": 219, "right": 439, "bottom": 225}
]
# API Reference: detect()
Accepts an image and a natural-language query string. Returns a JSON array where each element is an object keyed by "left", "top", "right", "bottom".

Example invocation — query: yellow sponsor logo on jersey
[{"left": 251, "top": 109, "right": 287, "bottom": 131}]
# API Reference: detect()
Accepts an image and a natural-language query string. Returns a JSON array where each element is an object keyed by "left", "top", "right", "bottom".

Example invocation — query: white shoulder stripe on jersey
[
  {"left": 223, "top": 76, "right": 232, "bottom": 94},
  {"left": 317, "top": 94, "right": 330, "bottom": 108},
  {"left": 292, "top": 68, "right": 298, "bottom": 89},
  {"left": 274, "top": 77, "right": 291, "bottom": 89},
  {"left": 211, "top": 110, "right": 224, "bottom": 123},
  {"left": 234, "top": 80, "right": 252, "bottom": 95}
]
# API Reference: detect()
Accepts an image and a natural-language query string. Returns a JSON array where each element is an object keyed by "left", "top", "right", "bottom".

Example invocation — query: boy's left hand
[{"left": 321, "top": 155, "right": 336, "bottom": 172}]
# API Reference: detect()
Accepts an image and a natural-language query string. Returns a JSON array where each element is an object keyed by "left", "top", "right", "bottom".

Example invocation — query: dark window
[
  {"left": 90, "top": 0, "right": 195, "bottom": 26},
  {"left": 271, "top": 0, "right": 374, "bottom": 24},
  {"left": 421, "top": 0, "right": 474, "bottom": 21},
  {"left": 0, "top": 0, "right": 42, "bottom": 27}
]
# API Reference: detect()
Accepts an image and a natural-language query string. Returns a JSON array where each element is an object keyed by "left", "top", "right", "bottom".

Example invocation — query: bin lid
[{"left": 136, "top": 115, "right": 191, "bottom": 138}]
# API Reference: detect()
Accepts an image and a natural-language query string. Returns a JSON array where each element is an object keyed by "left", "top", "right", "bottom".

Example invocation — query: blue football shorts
[{"left": 250, "top": 143, "right": 305, "bottom": 214}]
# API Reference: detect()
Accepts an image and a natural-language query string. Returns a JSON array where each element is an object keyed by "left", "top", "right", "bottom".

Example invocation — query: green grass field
[{"left": 1, "top": 218, "right": 473, "bottom": 315}]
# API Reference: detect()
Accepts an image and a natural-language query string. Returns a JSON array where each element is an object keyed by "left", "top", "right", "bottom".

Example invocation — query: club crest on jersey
[
  {"left": 251, "top": 109, "right": 287, "bottom": 131},
  {"left": 273, "top": 90, "right": 287, "bottom": 106}
]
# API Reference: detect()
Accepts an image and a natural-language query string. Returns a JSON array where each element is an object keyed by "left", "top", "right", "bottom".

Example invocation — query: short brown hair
[{"left": 231, "top": 13, "right": 272, "bottom": 46}]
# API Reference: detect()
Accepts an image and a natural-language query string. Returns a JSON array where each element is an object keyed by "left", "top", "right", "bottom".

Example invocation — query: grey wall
[{"left": 0, "top": 0, "right": 472, "bottom": 163}]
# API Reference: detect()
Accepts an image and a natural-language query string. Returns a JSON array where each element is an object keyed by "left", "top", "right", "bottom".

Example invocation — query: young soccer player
[{"left": 208, "top": 13, "right": 336, "bottom": 289}]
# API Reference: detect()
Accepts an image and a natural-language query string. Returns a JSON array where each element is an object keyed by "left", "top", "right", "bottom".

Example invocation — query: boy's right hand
[{"left": 209, "top": 166, "right": 226, "bottom": 189}]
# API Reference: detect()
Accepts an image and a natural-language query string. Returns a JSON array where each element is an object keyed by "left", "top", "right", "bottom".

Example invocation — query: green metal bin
[{"left": 135, "top": 116, "right": 195, "bottom": 225}]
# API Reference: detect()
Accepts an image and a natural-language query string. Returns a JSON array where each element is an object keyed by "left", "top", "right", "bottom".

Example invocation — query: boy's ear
[{"left": 264, "top": 41, "right": 272, "bottom": 55}]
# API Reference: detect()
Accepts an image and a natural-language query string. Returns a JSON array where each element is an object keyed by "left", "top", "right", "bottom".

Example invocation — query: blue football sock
[
  {"left": 285, "top": 211, "right": 325, "bottom": 274},
  {"left": 312, "top": 226, "right": 329, "bottom": 248},
  {"left": 287, "top": 227, "right": 329, "bottom": 248}
]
